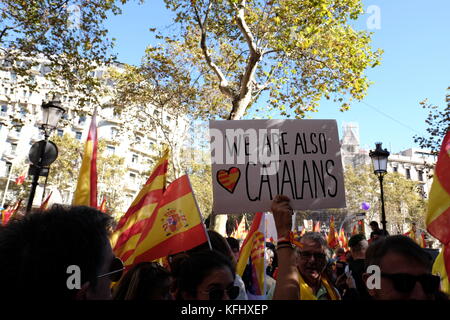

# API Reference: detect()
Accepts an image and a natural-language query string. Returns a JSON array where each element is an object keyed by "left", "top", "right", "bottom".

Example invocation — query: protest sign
[{"left": 210, "top": 119, "right": 346, "bottom": 214}]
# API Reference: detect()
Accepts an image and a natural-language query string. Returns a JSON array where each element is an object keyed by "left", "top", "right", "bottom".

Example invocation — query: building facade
[{"left": 0, "top": 61, "right": 188, "bottom": 213}]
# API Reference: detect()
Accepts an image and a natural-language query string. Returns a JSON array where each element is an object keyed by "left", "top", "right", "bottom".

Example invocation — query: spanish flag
[
  {"left": 15, "top": 167, "right": 27, "bottom": 185},
  {"left": 39, "top": 191, "right": 53, "bottom": 210},
  {"left": 426, "top": 131, "right": 450, "bottom": 295},
  {"left": 327, "top": 216, "right": 339, "bottom": 249},
  {"left": 73, "top": 109, "right": 98, "bottom": 208},
  {"left": 236, "top": 212, "right": 266, "bottom": 297},
  {"left": 112, "top": 149, "right": 169, "bottom": 262},
  {"left": 339, "top": 227, "right": 348, "bottom": 251},
  {"left": 126, "top": 174, "right": 208, "bottom": 267}
]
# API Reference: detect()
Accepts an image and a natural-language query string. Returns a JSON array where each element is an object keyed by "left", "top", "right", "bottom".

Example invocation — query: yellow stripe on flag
[
  {"left": 432, "top": 249, "right": 450, "bottom": 295},
  {"left": 426, "top": 178, "right": 450, "bottom": 226}
]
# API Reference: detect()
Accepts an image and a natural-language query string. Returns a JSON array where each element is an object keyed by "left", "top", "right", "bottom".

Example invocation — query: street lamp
[
  {"left": 369, "top": 142, "right": 390, "bottom": 232},
  {"left": 26, "top": 100, "right": 65, "bottom": 213}
]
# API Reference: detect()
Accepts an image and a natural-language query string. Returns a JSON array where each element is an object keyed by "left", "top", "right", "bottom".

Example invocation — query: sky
[{"left": 104, "top": 0, "right": 450, "bottom": 153}]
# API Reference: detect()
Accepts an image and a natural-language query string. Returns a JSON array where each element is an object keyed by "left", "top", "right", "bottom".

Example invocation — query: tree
[
  {"left": 160, "top": 0, "right": 382, "bottom": 120},
  {"left": 343, "top": 165, "right": 428, "bottom": 234},
  {"left": 414, "top": 87, "right": 450, "bottom": 155},
  {"left": 46, "top": 133, "right": 127, "bottom": 215},
  {"left": 0, "top": 0, "right": 126, "bottom": 106}
]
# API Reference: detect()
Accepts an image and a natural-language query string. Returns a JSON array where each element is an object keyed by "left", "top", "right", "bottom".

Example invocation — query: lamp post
[
  {"left": 26, "top": 100, "right": 65, "bottom": 213},
  {"left": 369, "top": 142, "right": 390, "bottom": 232}
]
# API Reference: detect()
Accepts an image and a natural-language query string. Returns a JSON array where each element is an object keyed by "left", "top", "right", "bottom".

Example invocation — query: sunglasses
[
  {"left": 298, "top": 251, "right": 326, "bottom": 260},
  {"left": 97, "top": 257, "right": 125, "bottom": 282},
  {"left": 203, "top": 285, "right": 240, "bottom": 300},
  {"left": 381, "top": 273, "right": 441, "bottom": 295}
]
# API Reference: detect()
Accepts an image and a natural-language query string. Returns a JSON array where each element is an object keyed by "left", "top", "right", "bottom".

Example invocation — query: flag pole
[
  {"left": 1, "top": 162, "right": 15, "bottom": 208},
  {"left": 185, "top": 172, "right": 212, "bottom": 250}
]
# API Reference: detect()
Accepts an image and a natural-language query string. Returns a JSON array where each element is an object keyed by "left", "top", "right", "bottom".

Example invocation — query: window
[
  {"left": 393, "top": 166, "right": 398, "bottom": 173},
  {"left": 57, "top": 129, "right": 64, "bottom": 137},
  {"left": 78, "top": 116, "right": 86, "bottom": 125},
  {"left": 1, "top": 105, "right": 7, "bottom": 112},
  {"left": 106, "top": 146, "right": 115, "bottom": 156},
  {"left": 418, "top": 170, "right": 424, "bottom": 182},
  {"left": 166, "top": 115, "right": 171, "bottom": 122},
  {"left": 6, "top": 162, "right": 12, "bottom": 176},
  {"left": 406, "top": 168, "right": 411, "bottom": 179},
  {"left": 75, "top": 131, "right": 82, "bottom": 140},
  {"left": 14, "top": 125, "right": 22, "bottom": 133},
  {"left": 110, "top": 127, "right": 118, "bottom": 139},
  {"left": 11, "top": 143, "right": 17, "bottom": 152},
  {"left": 129, "top": 173, "right": 136, "bottom": 182},
  {"left": 132, "top": 154, "right": 139, "bottom": 163}
]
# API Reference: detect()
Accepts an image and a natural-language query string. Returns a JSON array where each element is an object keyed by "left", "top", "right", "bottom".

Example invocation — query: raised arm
[{"left": 271, "top": 195, "right": 300, "bottom": 300}]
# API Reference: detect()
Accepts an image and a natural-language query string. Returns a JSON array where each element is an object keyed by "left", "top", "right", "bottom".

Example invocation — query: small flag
[
  {"left": 39, "top": 191, "right": 53, "bottom": 210},
  {"left": 73, "top": 108, "right": 98, "bottom": 208},
  {"left": 99, "top": 196, "right": 107, "bottom": 213},
  {"left": 1, "top": 200, "right": 22, "bottom": 225},
  {"left": 327, "top": 216, "right": 339, "bottom": 249},
  {"left": 236, "top": 212, "right": 266, "bottom": 297},
  {"left": 313, "top": 221, "right": 321, "bottom": 232},
  {"left": 15, "top": 168, "right": 28, "bottom": 185}
]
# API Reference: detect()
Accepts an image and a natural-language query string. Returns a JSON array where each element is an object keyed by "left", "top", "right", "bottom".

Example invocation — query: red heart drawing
[{"left": 217, "top": 167, "right": 241, "bottom": 194}]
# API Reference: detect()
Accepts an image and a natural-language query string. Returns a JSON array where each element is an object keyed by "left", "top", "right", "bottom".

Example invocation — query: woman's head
[
  {"left": 113, "top": 262, "right": 173, "bottom": 300},
  {"left": 173, "top": 250, "right": 238, "bottom": 300}
]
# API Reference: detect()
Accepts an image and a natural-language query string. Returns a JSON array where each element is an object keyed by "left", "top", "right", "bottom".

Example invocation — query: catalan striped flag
[
  {"left": 232, "top": 215, "right": 248, "bottom": 240},
  {"left": 327, "top": 216, "right": 339, "bottom": 249},
  {"left": 426, "top": 131, "right": 450, "bottom": 295},
  {"left": 73, "top": 108, "right": 98, "bottom": 208},
  {"left": 236, "top": 212, "right": 266, "bottom": 297},
  {"left": 111, "top": 149, "right": 169, "bottom": 263},
  {"left": 127, "top": 174, "right": 208, "bottom": 267},
  {"left": 39, "top": 191, "right": 53, "bottom": 210}
]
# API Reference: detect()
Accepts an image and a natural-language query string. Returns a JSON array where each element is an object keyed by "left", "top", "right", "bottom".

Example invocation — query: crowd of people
[{"left": 0, "top": 195, "right": 447, "bottom": 301}]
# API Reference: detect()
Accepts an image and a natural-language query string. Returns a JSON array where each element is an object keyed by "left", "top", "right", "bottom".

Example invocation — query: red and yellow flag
[
  {"left": 73, "top": 109, "right": 98, "bottom": 208},
  {"left": 1, "top": 199, "right": 22, "bottom": 225},
  {"left": 352, "top": 224, "right": 358, "bottom": 236},
  {"left": 327, "top": 216, "right": 339, "bottom": 249},
  {"left": 313, "top": 221, "right": 321, "bottom": 232},
  {"left": 112, "top": 149, "right": 169, "bottom": 262},
  {"left": 39, "top": 191, "right": 53, "bottom": 210},
  {"left": 15, "top": 167, "right": 27, "bottom": 185},
  {"left": 127, "top": 174, "right": 208, "bottom": 267},
  {"left": 99, "top": 196, "right": 107, "bottom": 213},
  {"left": 236, "top": 212, "right": 266, "bottom": 297},
  {"left": 426, "top": 131, "right": 450, "bottom": 294},
  {"left": 339, "top": 228, "right": 348, "bottom": 251}
]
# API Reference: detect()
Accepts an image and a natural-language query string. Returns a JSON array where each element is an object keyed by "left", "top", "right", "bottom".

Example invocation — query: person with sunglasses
[
  {"left": 363, "top": 235, "right": 447, "bottom": 300},
  {"left": 0, "top": 205, "right": 121, "bottom": 300},
  {"left": 172, "top": 250, "right": 240, "bottom": 300},
  {"left": 271, "top": 195, "right": 340, "bottom": 300}
]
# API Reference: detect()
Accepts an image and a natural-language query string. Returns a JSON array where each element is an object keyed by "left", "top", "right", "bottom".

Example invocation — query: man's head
[
  {"left": 348, "top": 234, "right": 369, "bottom": 259},
  {"left": 369, "top": 221, "right": 379, "bottom": 231},
  {"left": 364, "top": 235, "right": 439, "bottom": 300},
  {"left": 296, "top": 232, "right": 329, "bottom": 285},
  {"left": 0, "top": 205, "right": 116, "bottom": 300}
]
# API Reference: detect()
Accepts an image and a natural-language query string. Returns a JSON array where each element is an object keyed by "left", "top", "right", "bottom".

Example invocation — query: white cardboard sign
[{"left": 210, "top": 119, "right": 346, "bottom": 214}]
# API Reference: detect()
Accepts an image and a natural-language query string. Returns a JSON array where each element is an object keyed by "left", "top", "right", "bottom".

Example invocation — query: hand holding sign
[{"left": 271, "top": 195, "right": 293, "bottom": 238}]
